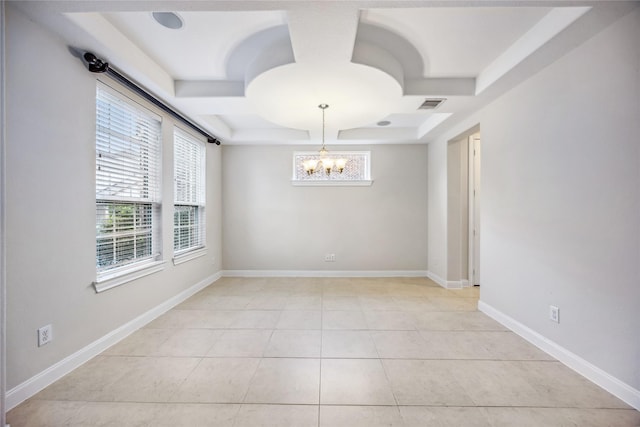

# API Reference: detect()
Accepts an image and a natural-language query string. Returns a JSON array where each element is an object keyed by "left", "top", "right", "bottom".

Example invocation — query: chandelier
[{"left": 303, "top": 104, "right": 347, "bottom": 175}]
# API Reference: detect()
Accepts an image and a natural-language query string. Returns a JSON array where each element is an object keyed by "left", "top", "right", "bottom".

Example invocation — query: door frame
[{"left": 468, "top": 133, "right": 481, "bottom": 286}]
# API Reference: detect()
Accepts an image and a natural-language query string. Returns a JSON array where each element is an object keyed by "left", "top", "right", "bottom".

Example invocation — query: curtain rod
[{"left": 82, "top": 52, "right": 221, "bottom": 145}]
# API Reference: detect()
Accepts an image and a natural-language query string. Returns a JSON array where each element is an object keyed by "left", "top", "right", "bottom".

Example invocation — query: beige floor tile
[
  {"left": 6, "top": 399, "right": 83, "bottom": 427},
  {"left": 171, "top": 358, "right": 260, "bottom": 403},
  {"left": 479, "top": 331, "right": 554, "bottom": 360},
  {"left": 144, "top": 309, "right": 202, "bottom": 329},
  {"left": 392, "top": 296, "right": 438, "bottom": 311},
  {"left": 192, "top": 310, "right": 239, "bottom": 328},
  {"left": 562, "top": 408, "right": 640, "bottom": 426},
  {"left": 153, "top": 329, "right": 223, "bottom": 357},
  {"left": 322, "top": 282, "right": 359, "bottom": 296},
  {"left": 322, "top": 330, "right": 379, "bottom": 358},
  {"left": 246, "top": 296, "right": 289, "bottom": 310},
  {"left": 483, "top": 407, "right": 640, "bottom": 427},
  {"left": 323, "top": 296, "right": 361, "bottom": 310},
  {"left": 430, "top": 296, "right": 478, "bottom": 311},
  {"left": 229, "top": 310, "right": 282, "bottom": 329},
  {"left": 100, "top": 356, "right": 201, "bottom": 402},
  {"left": 518, "top": 361, "right": 632, "bottom": 408},
  {"left": 405, "top": 287, "right": 454, "bottom": 297},
  {"left": 383, "top": 360, "right": 475, "bottom": 406},
  {"left": 320, "top": 405, "right": 404, "bottom": 427},
  {"left": 482, "top": 407, "right": 574, "bottom": 427},
  {"left": 244, "top": 358, "right": 320, "bottom": 404},
  {"left": 149, "top": 309, "right": 237, "bottom": 329},
  {"left": 400, "top": 406, "right": 492, "bottom": 427},
  {"left": 358, "top": 296, "right": 399, "bottom": 311},
  {"left": 276, "top": 310, "right": 322, "bottom": 329},
  {"left": 68, "top": 402, "right": 163, "bottom": 426},
  {"left": 364, "top": 311, "right": 417, "bottom": 330},
  {"left": 413, "top": 311, "right": 507, "bottom": 331},
  {"left": 151, "top": 403, "right": 240, "bottom": 426},
  {"left": 35, "top": 356, "right": 197, "bottom": 402},
  {"left": 452, "top": 286, "right": 481, "bottom": 298},
  {"left": 321, "top": 359, "right": 396, "bottom": 405},
  {"left": 174, "top": 291, "right": 220, "bottom": 310},
  {"left": 102, "top": 328, "right": 173, "bottom": 356},
  {"left": 322, "top": 310, "right": 368, "bottom": 330},
  {"left": 264, "top": 330, "right": 322, "bottom": 357},
  {"left": 234, "top": 404, "right": 319, "bottom": 427},
  {"left": 207, "top": 329, "right": 273, "bottom": 357},
  {"left": 451, "top": 360, "right": 547, "bottom": 406},
  {"left": 418, "top": 330, "right": 494, "bottom": 360},
  {"left": 285, "top": 296, "right": 323, "bottom": 310},
  {"left": 177, "top": 295, "right": 252, "bottom": 310},
  {"left": 371, "top": 331, "right": 430, "bottom": 359}
]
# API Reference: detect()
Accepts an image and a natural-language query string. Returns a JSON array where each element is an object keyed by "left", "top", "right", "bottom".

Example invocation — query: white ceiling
[{"left": 15, "top": 1, "right": 611, "bottom": 146}]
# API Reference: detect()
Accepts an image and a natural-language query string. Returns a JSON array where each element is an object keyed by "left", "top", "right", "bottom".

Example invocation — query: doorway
[
  {"left": 446, "top": 127, "right": 480, "bottom": 288},
  {"left": 468, "top": 133, "right": 481, "bottom": 286}
]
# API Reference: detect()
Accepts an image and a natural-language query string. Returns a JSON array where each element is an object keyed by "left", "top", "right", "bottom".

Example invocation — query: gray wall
[
  {"left": 429, "top": 7, "right": 640, "bottom": 390},
  {"left": 6, "top": 6, "right": 223, "bottom": 389},
  {"left": 222, "top": 144, "right": 428, "bottom": 272}
]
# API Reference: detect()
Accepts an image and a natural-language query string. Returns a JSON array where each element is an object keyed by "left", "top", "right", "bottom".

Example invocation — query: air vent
[{"left": 418, "top": 98, "right": 446, "bottom": 110}]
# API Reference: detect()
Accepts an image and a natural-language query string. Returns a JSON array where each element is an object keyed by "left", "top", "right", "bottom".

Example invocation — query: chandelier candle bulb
[
  {"left": 323, "top": 159, "right": 334, "bottom": 174},
  {"left": 335, "top": 158, "right": 347, "bottom": 173},
  {"left": 303, "top": 159, "right": 318, "bottom": 175}
]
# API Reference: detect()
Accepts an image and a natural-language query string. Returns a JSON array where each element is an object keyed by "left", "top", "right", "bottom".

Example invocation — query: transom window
[{"left": 292, "top": 151, "right": 372, "bottom": 186}]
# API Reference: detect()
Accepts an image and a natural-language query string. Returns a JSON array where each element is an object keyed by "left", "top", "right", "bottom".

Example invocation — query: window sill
[
  {"left": 291, "top": 180, "right": 373, "bottom": 187},
  {"left": 173, "top": 247, "right": 207, "bottom": 266},
  {"left": 93, "top": 260, "right": 166, "bottom": 293}
]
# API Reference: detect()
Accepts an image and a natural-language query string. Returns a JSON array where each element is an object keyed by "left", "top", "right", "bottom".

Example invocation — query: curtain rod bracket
[{"left": 81, "top": 51, "right": 221, "bottom": 146}]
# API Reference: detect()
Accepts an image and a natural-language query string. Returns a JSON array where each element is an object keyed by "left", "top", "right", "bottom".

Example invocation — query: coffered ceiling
[{"left": 13, "top": 1, "right": 624, "bottom": 146}]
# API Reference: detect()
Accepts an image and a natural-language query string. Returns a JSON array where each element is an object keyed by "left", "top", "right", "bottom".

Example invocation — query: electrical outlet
[
  {"left": 38, "top": 324, "right": 53, "bottom": 347},
  {"left": 324, "top": 253, "right": 336, "bottom": 262},
  {"left": 549, "top": 306, "right": 560, "bottom": 323}
]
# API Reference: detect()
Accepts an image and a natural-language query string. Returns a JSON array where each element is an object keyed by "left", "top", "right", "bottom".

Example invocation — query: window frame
[
  {"left": 93, "top": 82, "right": 164, "bottom": 292},
  {"left": 173, "top": 127, "right": 207, "bottom": 264}
]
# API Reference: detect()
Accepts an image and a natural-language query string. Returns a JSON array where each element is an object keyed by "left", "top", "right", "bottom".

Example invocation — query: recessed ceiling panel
[
  {"left": 103, "top": 11, "right": 287, "bottom": 80},
  {"left": 360, "top": 7, "right": 552, "bottom": 77}
]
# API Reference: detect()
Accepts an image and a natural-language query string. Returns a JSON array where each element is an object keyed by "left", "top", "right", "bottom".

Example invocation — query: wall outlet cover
[{"left": 38, "top": 324, "right": 53, "bottom": 347}]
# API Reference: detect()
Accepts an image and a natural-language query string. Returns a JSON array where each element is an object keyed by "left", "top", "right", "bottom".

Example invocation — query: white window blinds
[
  {"left": 174, "top": 128, "right": 205, "bottom": 253},
  {"left": 95, "top": 84, "right": 162, "bottom": 274},
  {"left": 96, "top": 85, "right": 161, "bottom": 203}
]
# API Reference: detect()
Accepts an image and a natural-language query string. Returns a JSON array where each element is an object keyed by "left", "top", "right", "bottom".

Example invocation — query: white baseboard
[
  {"left": 222, "top": 270, "right": 428, "bottom": 278},
  {"left": 426, "top": 271, "right": 447, "bottom": 288},
  {"left": 478, "top": 300, "right": 640, "bottom": 411},
  {"left": 6, "top": 272, "right": 222, "bottom": 411}
]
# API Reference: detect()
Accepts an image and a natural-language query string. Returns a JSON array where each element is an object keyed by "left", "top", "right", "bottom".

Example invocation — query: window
[
  {"left": 174, "top": 127, "right": 206, "bottom": 258},
  {"left": 95, "top": 83, "right": 162, "bottom": 286},
  {"left": 292, "top": 151, "right": 372, "bottom": 186}
]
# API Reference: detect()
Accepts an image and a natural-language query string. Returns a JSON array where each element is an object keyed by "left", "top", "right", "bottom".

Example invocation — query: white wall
[
  {"left": 222, "top": 144, "right": 428, "bottom": 272},
  {"left": 5, "top": 5, "right": 222, "bottom": 390},
  {"left": 429, "top": 6, "right": 640, "bottom": 392}
]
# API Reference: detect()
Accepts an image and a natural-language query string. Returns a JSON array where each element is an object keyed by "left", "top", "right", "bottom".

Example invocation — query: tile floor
[{"left": 7, "top": 277, "right": 640, "bottom": 426}]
